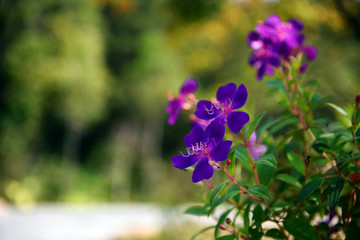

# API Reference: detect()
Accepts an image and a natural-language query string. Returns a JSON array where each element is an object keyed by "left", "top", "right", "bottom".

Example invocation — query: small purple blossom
[
  {"left": 172, "top": 120, "right": 232, "bottom": 183},
  {"left": 248, "top": 132, "right": 267, "bottom": 159},
  {"left": 194, "top": 83, "right": 250, "bottom": 133},
  {"left": 166, "top": 78, "right": 198, "bottom": 125},
  {"left": 247, "top": 14, "right": 317, "bottom": 80}
]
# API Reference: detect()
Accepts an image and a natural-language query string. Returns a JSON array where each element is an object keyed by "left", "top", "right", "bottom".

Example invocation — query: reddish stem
[{"left": 240, "top": 130, "right": 260, "bottom": 185}]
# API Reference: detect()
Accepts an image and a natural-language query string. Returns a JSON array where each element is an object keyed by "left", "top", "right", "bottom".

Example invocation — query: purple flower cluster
[
  {"left": 166, "top": 78, "right": 198, "bottom": 125},
  {"left": 172, "top": 83, "right": 249, "bottom": 182},
  {"left": 247, "top": 14, "right": 317, "bottom": 80}
]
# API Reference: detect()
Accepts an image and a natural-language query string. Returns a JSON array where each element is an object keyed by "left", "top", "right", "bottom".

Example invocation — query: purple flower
[
  {"left": 247, "top": 32, "right": 281, "bottom": 80},
  {"left": 166, "top": 78, "right": 198, "bottom": 125},
  {"left": 172, "top": 120, "right": 232, "bottom": 183},
  {"left": 248, "top": 132, "right": 267, "bottom": 159},
  {"left": 247, "top": 14, "right": 317, "bottom": 80},
  {"left": 194, "top": 83, "right": 250, "bottom": 133}
]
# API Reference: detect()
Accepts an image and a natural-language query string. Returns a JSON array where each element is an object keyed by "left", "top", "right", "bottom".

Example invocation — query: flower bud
[
  {"left": 225, "top": 218, "right": 232, "bottom": 224},
  {"left": 304, "top": 156, "right": 310, "bottom": 166},
  {"left": 225, "top": 159, "right": 231, "bottom": 167},
  {"left": 219, "top": 224, "right": 227, "bottom": 230},
  {"left": 356, "top": 94, "right": 360, "bottom": 108}
]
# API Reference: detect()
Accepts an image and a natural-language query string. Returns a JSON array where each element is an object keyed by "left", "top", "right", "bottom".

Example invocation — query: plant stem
[
  {"left": 240, "top": 130, "right": 260, "bottom": 185},
  {"left": 215, "top": 162, "right": 260, "bottom": 200}
]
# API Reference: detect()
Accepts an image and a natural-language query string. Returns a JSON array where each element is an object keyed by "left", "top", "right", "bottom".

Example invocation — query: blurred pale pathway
[{"left": 0, "top": 204, "right": 215, "bottom": 240}]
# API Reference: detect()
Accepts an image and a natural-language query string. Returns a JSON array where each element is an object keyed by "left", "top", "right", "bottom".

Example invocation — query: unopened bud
[
  {"left": 225, "top": 159, "right": 231, "bottom": 167},
  {"left": 304, "top": 156, "right": 310, "bottom": 166},
  {"left": 219, "top": 224, "right": 227, "bottom": 230},
  {"left": 356, "top": 94, "right": 360, "bottom": 108},
  {"left": 225, "top": 218, "right": 232, "bottom": 224}
]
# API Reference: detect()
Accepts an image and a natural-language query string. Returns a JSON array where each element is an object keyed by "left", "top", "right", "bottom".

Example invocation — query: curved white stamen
[{"left": 204, "top": 104, "right": 214, "bottom": 115}]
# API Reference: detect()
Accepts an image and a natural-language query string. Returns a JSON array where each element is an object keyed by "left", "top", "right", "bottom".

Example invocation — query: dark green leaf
[
  {"left": 256, "top": 164, "right": 275, "bottom": 186},
  {"left": 284, "top": 217, "right": 320, "bottom": 240},
  {"left": 275, "top": 173, "right": 302, "bottom": 188},
  {"left": 216, "top": 235, "right": 237, "bottom": 240},
  {"left": 185, "top": 205, "right": 208, "bottom": 216},
  {"left": 287, "top": 152, "right": 306, "bottom": 175},
  {"left": 256, "top": 154, "right": 277, "bottom": 168},
  {"left": 355, "top": 128, "right": 360, "bottom": 144},
  {"left": 215, "top": 208, "right": 233, "bottom": 237},
  {"left": 246, "top": 112, "right": 267, "bottom": 140},
  {"left": 209, "top": 181, "right": 228, "bottom": 207},
  {"left": 328, "top": 177, "right": 344, "bottom": 212},
  {"left": 243, "top": 203, "right": 250, "bottom": 236},
  {"left": 252, "top": 205, "right": 264, "bottom": 225},
  {"left": 265, "top": 228, "right": 284, "bottom": 239},
  {"left": 294, "top": 178, "right": 323, "bottom": 205},
  {"left": 247, "top": 184, "right": 271, "bottom": 200}
]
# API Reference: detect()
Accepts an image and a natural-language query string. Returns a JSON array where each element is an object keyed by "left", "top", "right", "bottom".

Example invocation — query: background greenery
[{"left": 0, "top": 0, "right": 359, "bottom": 206}]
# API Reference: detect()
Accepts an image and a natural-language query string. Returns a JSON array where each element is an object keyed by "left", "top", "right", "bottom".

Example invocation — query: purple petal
[
  {"left": 249, "top": 132, "right": 257, "bottom": 143},
  {"left": 172, "top": 154, "right": 201, "bottom": 169},
  {"left": 184, "top": 126, "right": 204, "bottom": 149},
  {"left": 227, "top": 111, "right": 250, "bottom": 133},
  {"left": 166, "top": 99, "right": 181, "bottom": 125},
  {"left": 288, "top": 18, "right": 304, "bottom": 31},
  {"left": 195, "top": 100, "right": 221, "bottom": 120},
  {"left": 192, "top": 157, "right": 214, "bottom": 183},
  {"left": 204, "top": 119, "right": 225, "bottom": 144},
  {"left": 300, "top": 63, "right": 308, "bottom": 73},
  {"left": 303, "top": 46, "right": 317, "bottom": 61},
  {"left": 264, "top": 14, "right": 282, "bottom": 27},
  {"left": 231, "top": 84, "right": 248, "bottom": 110},
  {"left": 209, "top": 140, "right": 232, "bottom": 161},
  {"left": 250, "top": 144, "right": 268, "bottom": 160},
  {"left": 180, "top": 78, "right": 198, "bottom": 95},
  {"left": 217, "top": 83, "right": 237, "bottom": 105},
  {"left": 266, "top": 65, "right": 275, "bottom": 75},
  {"left": 247, "top": 31, "right": 260, "bottom": 46},
  {"left": 269, "top": 55, "right": 280, "bottom": 67},
  {"left": 257, "top": 63, "right": 267, "bottom": 80}
]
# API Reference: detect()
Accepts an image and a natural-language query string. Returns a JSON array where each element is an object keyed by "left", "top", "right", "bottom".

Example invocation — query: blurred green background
[{"left": 0, "top": 0, "right": 359, "bottom": 207}]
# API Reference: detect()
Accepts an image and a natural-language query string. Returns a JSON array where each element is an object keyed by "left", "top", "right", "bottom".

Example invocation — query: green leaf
[
  {"left": 265, "top": 228, "right": 284, "bottom": 239},
  {"left": 294, "top": 178, "right": 323, "bottom": 205},
  {"left": 256, "top": 155, "right": 277, "bottom": 185},
  {"left": 327, "top": 103, "right": 351, "bottom": 119},
  {"left": 228, "top": 151, "right": 236, "bottom": 177},
  {"left": 287, "top": 152, "right": 306, "bottom": 175},
  {"left": 234, "top": 146, "right": 251, "bottom": 171},
  {"left": 215, "top": 208, "right": 233, "bottom": 237},
  {"left": 256, "top": 164, "right": 275, "bottom": 186},
  {"left": 185, "top": 205, "right": 208, "bottom": 216},
  {"left": 209, "top": 181, "right": 228, "bottom": 207},
  {"left": 210, "top": 191, "right": 240, "bottom": 213},
  {"left": 191, "top": 226, "right": 216, "bottom": 240},
  {"left": 284, "top": 217, "right": 320, "bottom": 240},
  {"left": 216, "top": 235, "right": 237, "bottom": 240},
  {"left": 252, "top": 205, "right": 265, "bottom": 225},
  {"left": 275, "top": 173, "right": 302, "bottom": 188},
  {"left": 328, "top": 177, "right": 344, "bottom": 212},
  {"left": 243, "top": 203, "right": 251, "bottom": 236},
  {"left": 256, "top": 154, "right": 277, "bottom": 168},
  {"left": 246, "top": 112, "right": 267, "bottom": 140},
  {"left": 266, "top": 79, "right": 284, "bottom": 88},
  {"left": 355, "top": 128, "right": 360, "bottom": 144},
  {"left": 247, "top": 184, "right": 271, "bottom": 200}
]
